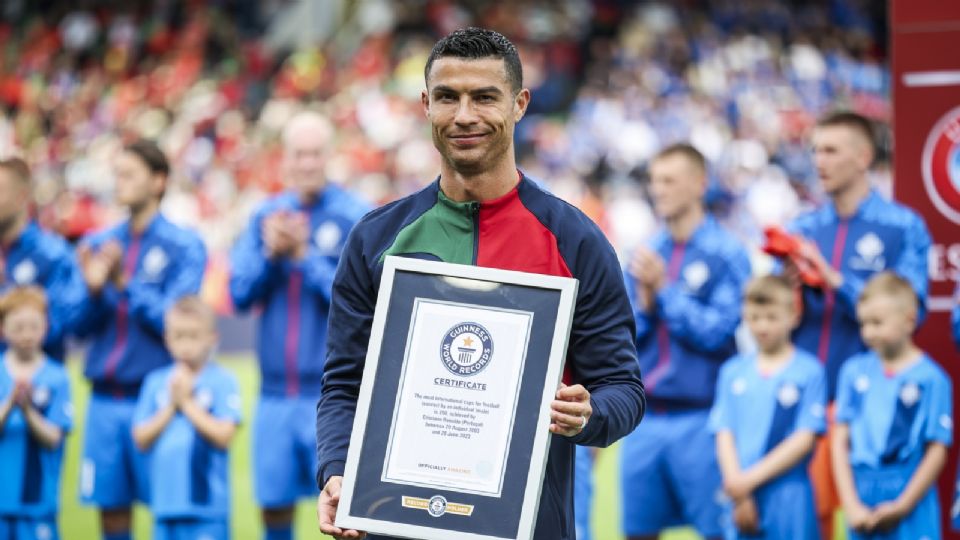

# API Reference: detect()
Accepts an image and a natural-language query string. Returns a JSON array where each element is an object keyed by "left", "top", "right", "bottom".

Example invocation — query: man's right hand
[
  {"left": 78, "top": 242, "right": 120, "bottom": 295},
  {"left": 317, "top": 476, "right": 366, "bottom": 539}
]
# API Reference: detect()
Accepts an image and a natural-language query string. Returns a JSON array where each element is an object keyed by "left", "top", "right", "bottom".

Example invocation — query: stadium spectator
[
  {"left": 0, "top": 286, "right": 72, "bottom": 540},
  {"left": 620, "top": 143, "right": 750, "bottom": 540},
  {"left": 0, "top": 157, "right": 85, "bottom": 362},
  {"left": 133, "top": 296, "right": 242, "bottom": 540},
  {"left": 831, "top": 272, "right": 951, "bottom": 539},
  {"left": 709, "top": 275, "right": 825, "bottom": 539},
  {"left": 788, "top": 111, "right": 931, "bottom": 539},
  {"left": 228, "top": 110, "right": 368, "bottom": 540},
  {"left": 75, "top": 140, "right": 207, "bottom": 540}
]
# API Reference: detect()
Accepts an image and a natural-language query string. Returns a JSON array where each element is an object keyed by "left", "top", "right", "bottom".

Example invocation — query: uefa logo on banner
[{"left": 922, "top": 105, "right": 960, "bottom": 225}]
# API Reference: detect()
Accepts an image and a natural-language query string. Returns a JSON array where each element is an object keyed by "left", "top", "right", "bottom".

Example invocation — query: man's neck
[
  {"left": 666, "top": 204, "right": 705, "bottom": 243},
  {"left": 0, "top": 212, "right": 28, "bottom": 248},
  {"left": 129, "top": 201, "right": 160, "bottom": 234},
  {"left": 831, "top": 177, "right": 871, "bottom": 218},
  {"left": 439, "top": 159, "right": 520, "bottom": 203}
]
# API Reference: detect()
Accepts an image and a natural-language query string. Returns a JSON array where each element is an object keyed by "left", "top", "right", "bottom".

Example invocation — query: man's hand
[
  {"left": 78, "top": 242, "right": 121, "bottom": 295},
  {"left": 12, "top": 379, "right": 31, "bottom": 408},
  {"left": 732, "top": 496, "right": 760, "bottom": 535},
  {"left": 317, "top": 476, "right": 366, "bottom": 539},
  {"left": 550, "top": 383, "right": 592, "bottom": 437},
  {"left": 628, "top": 247, "right": 666, "bottom": 310},
  {"left": 261, "top": 213, "right": 291, "bottom": 259},
  {"left": 169, "top": 366, "right": 195, "bottom": 408},
  {"left": 797, "top": 240, "right": 842, "bottom": 289},
  {"left": 285, "top": 212, "right": 310, "bottom": 260}
]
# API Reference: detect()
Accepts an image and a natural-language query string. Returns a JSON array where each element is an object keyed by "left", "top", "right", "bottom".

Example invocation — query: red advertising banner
[{"left": 891, "top": 1, "right": 960, "bottom": 536}]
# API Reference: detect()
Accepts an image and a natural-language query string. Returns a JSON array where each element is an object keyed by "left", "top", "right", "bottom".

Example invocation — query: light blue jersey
[
  {"left": 134, "top": 363, "right": 241, "bottom": 520},
  {"left": 709, "top": 349, "right": 825, "bottom": 539},
  {"left": 0, "top": 358, "right": 72, "bottom": 520},
  {"left": 836, "top": 352, "right": 953, "bottom": 540}
]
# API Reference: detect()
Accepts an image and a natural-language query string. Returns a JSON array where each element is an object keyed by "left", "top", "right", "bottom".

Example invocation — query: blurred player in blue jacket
[
  {"left": 229, "top": 111, "right": 367, "bottom": 540},
  {"left": 621, "top": 143, "right": 751, "bottom": 540},
  {"left": 786, "top": 112, "right": 931, "bottom": 540},
  {"left": 75, "top": 140, "right": 207, "bottom": 540},
  {"left": 0, "top": 158, "right": 85, "bottom": 362}
]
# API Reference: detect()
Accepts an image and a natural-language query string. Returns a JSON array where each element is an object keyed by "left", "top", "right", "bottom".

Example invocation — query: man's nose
[{"left": 453, "top": 96, "right": 479, "bottom": 125}]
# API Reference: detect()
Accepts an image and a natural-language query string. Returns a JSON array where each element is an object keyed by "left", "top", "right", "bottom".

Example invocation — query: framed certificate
[{"left": 336, "top": 256, "right": 578, "bottom": 540}]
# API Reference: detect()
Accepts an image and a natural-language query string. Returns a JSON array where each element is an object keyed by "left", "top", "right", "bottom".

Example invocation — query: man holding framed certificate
[{"left": 316, "top": 27, "right": 646, "bottom": 540}]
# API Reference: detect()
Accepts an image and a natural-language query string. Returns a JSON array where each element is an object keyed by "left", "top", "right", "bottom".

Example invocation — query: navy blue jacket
[
  {"left": 317, "top": 176, "right": 645, "bottom": 540},
  {"left": 229, "top": 186, "right": 368, "bottom": 397},
  {"left": 77, "top": 214, "right": 206, "bottom": 391}
]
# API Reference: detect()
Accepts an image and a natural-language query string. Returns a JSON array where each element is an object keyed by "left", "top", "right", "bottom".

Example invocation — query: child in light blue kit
[
  {"left": 709, "top": 275, "right": 825, "bottom": 539},
  {"left": 0, "top": 287, "right": 72, "bottom": 540},
  {"left": 833, "top": 272, "right": 952, "bottom": 540},
  {"left": 133, "top": 296, "right": 242, "bottom": 540}
]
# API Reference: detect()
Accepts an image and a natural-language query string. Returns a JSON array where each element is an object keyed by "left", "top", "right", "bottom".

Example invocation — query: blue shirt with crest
[
  {"left": 0, "top": 357, "right": 72, "bottom": 517},
  {"left": 133, "top": 362, "right": 242, "bottom": 519}
]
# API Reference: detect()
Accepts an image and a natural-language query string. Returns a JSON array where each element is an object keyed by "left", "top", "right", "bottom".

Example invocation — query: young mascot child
[
  {"left": 709, "top": 275, "right": 826, "bottom": 539},
  {"left": 0, "top": 286, "right": 72, "bottom": 540},
  {"left": 133, "top": 296, "right": 241, "bottom": 540},
  {"left": 832, "top": 272, "right": 953, "bottom": 539}
]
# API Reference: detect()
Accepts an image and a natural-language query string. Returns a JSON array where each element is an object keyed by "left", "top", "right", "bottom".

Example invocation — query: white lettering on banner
[{"left": 928, "top": 243, "right": 960, "bottom": 282}]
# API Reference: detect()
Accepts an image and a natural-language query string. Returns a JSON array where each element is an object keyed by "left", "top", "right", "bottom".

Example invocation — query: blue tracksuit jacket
[{"left": 229, "top": 186, "right": 368, "bottom": 397}]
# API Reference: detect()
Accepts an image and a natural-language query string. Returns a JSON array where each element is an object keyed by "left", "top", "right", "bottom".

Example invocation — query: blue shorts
[
  {"left": 0, "top": 515, "right": 58, "bottom": 540},
  {"left": 574, "top": 446, "right": 593, "bottom": 540},
  {"left": 254, "top": 396, "right": 319, "bottom": 507},
  {"left": 620, "top": 409, "right": 723, "bottom": 537},
  {"left": 80, "top": 395, "right": 149, "bottom": 508},
  {"left": 849, "top": 463, "right": 940, "bottom": 540},
  {"left": 721, "top": 472, "right": 817, "bottom": 540},
  {"left": 154, "top": 517, "right": 228, "bottom": 540}
]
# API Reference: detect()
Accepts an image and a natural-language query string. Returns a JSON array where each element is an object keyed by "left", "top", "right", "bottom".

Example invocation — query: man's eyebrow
[
  {"left": 430, "top": 85, "right": 505, "bottom": 96},
  {"left": 469, "top": 86, "right": 504, "bottom": 96}
]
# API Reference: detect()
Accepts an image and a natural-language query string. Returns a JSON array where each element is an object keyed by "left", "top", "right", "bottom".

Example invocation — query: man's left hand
[{"left": 549, "top": 383, "right": 592, "bottom": 437}]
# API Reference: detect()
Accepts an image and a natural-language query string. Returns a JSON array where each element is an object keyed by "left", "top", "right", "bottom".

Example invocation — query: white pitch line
[{"left": 903, "top": 70, "right": 960, "bottom": 87}]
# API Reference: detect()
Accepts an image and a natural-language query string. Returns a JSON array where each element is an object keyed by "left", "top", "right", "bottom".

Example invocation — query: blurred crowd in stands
[{"left": 0, "top": 0, "right": 891, "bottom": 310}]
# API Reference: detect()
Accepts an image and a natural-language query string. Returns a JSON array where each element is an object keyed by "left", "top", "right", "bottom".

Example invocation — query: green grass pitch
[{"left": 57, "top": 355, "right": 841, "bottom": 539}]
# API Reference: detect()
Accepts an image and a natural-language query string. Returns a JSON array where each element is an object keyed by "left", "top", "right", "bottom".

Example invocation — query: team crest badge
[
  {"left": 31, "top": 386, "right": 50, "bottom": 408},
  {"left": 922, "top": 105, "right": 960, "bottom": 225},
  {"left": 195, "top": 388, "right": 214, "bottom": 409},
  {"left": 851, "top": 233, "right": 885, "bottom": 271},
  {"left": 731, "top": 377, "right": 747, "bottom": 396},
  {"left": 899, "top": 382, "right": 921, "bottom": 407},
  {"left": 143, "top": 246, "right": 168, "bottom": 278},
  {"left": 440, "top": 322, "right": 493, "bottom": 377},
  {"left": 777, "top": 383, "right": 800, "bottom": 407},
  {"left": 682, "top": 261, "right": 709, "bottom": 291},
  {"left": 314, "top": 221, "right": 342, "bottom": 253},
  {"left": 854, "top": 375, "right": 870, "bottom": 393},
  {"left": 12, "top": 259, "right": 37, "bottom": 284}
]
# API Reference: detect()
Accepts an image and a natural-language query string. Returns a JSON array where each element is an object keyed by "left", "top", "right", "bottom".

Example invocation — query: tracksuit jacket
[
  {"left": 229, "top": 186, "right": 368, "bottom": 397},
  {"left": 1, "top": 222, "right": 85, "bottom": 361},
  {"left": 316, "top": 175, "right": 646, "bottom": 540},
  {"left": 625, "top": 215, "right": 751, "bottom": 410},
  {"left": 76, "top": 214, "right": 207, "bottom": 394},
  {"left": 789, "top": 190, "right": 931, "bottom": 400}
]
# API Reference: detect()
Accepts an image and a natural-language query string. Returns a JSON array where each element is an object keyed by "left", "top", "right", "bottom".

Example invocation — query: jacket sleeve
[
  {"left": 833, "top": 215, "right": 931, "bottom": 320},
  {"left": 229, "top": 211, "right": 285, "bottom": 312},
  {"left": 653, "top": 248, "right": 750, "bottom": 355},
  {"left": 293, "top": 249, "right": 339, "bottom": 301},
  {"left": 128, "top": 235, "right": 207, "bottom": 336},
  {"left": 566, "top": 226, "right": 645, "bottom": 448},
  {"left": 316, "top": 226, "right": 375, "bottom": 488},
  {"left": 43, "top": 245, "right": 87, "bottom": 348}
]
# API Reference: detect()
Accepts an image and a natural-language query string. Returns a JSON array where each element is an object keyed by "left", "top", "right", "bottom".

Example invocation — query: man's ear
[
  {"left": 514, "top": 88, "right": 531, "bottom": 123},
  {"left": 421, "top": 90, "right": 430, "bottom": 118}
]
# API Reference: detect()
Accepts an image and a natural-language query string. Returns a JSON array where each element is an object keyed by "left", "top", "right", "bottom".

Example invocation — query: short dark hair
[
  {"left": 124, "top": 139, "right": 170, "bottom": 178},
  {"left": 424, "top": 27, "right": 522, "bottom": 93},
  {"left": 817, "top": 111, "right": 877, "bottom": 156},
  {"left": 0, "top": 157, "right": 30, "bottom": 184},
  {"left": 652, "top": 142, "right": 707, "bottom": 176}
]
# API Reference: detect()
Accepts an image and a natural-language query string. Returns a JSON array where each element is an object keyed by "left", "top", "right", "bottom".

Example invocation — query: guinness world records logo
[
  {"left": 922, "top": 105, "right": 960, "bottom": 225},
  {"left": 440, "top": 322, "right": 493, "bottom": 377}
]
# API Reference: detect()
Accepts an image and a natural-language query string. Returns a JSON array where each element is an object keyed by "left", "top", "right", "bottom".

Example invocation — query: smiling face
[{"left": 422, "top": 57, "right": 529, "bottom": 177}]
